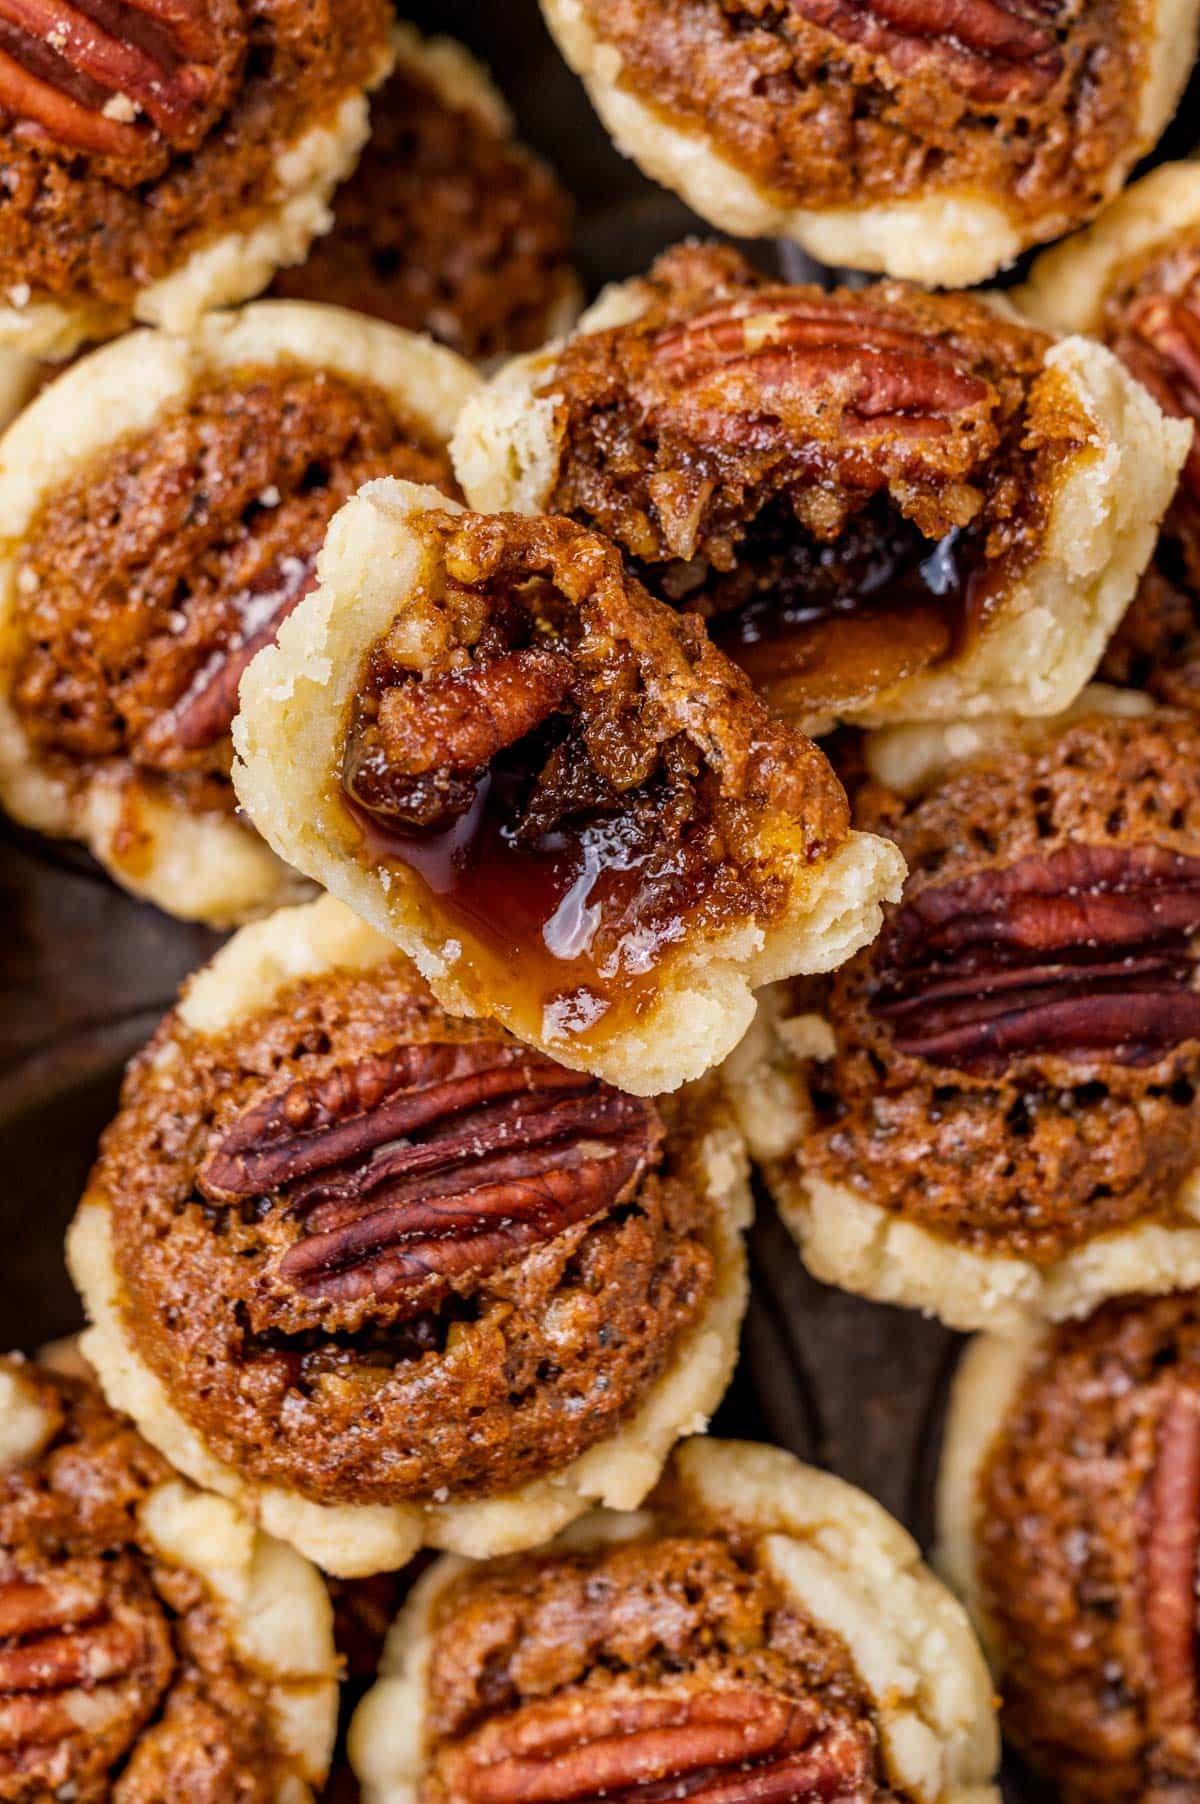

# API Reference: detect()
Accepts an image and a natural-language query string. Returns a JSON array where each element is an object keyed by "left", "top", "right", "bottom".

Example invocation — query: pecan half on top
[
  {"left": 0, "top": 0, "right": 392, "bottom": 314},
  {"left": 0, "top": 1358, "right": 315, "bottom": 1803},
  {"left": 793, "top": 708, "right": 1200, "bottom": 1265},
  {"left": 530, "top": 245, "right": 1088, "bottom": 726},
  {"left": 8, "top": 359, "right": 454, "bottom": 823},
  {"left": 415, "top": 1533, "right": 906, "bottom": 1804},
  {"left": 974, "top": 1292, "right": 1200, "bottom": 1804},
  {"left": 92, "top": 945, "right": 723, "bottom": 1507}
]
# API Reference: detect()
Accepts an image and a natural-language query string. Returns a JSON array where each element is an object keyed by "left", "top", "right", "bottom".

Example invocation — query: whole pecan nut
[
  {"left": 436, "top": 1687, "right": 876, "bottom": 1804},
  {"left": 0, "top": 0, "right": 234, "bottom": 163},
  {"left": 1114, "top": 280, "right": 1200, "bottom": 504},
  {"left": 198, "top": 1039, "right": 663, "bottom": 1321},
  {"left": 870, "top": 842, "right": 1200, "bottom": 1070},
  {"left": 787, "top": 0, "right": 1063, "bottom": 104}
]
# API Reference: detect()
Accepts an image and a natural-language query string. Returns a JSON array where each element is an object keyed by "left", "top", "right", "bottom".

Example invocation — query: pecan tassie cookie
[
  {"left": 233, "top": 477, "right": 905, "bottom": 1095},
  {"left": 1022, "top": 162, "right": 1200, "bottom": 721},
  {"left": 725, "top": 695, "right": 1200, "bottom": 1331},
  {"left": 0, "top": 0, "right": 394, "bottom": 361},
  {"left": 938, "top": 1292, "right": 1200, "bottom": 1804},
  {"left": 0, "top": 302, "right": 477, "bottom": 925},
  {"left": 539, "top": 0, "right": 1198, "bottom": 286},
  {"left": 349, "top": 1437, "right": 999, "bottom": 1804},
  {"left": 271, "top": 26, "right": 580, "bottom": 365},
  {"left": 455, "top": 244, "right": 1189, "bottom": 736},
  {"left": 0, "top": 1352, "right": 338, "bottom": 1801},
  {"left": 67, "top": 895, "right": 753, "bottom": 1577}
]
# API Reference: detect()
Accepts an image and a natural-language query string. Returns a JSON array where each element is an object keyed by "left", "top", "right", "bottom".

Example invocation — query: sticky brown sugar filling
[
  {"left": 579, "top": 0, "right": 1147, "bottom": 228},
  {"left": 101, "top": 963, "right": 718, "bottom": 1504},
  {"left": 10, "top": 360, "right": 455, "bottom": 817},
  {"left": 420, "top": 1532, "right": 907, "bottom": 1804},
  {"left": 977, "top": 1293, "right": 1200, "bottom": 1804},
  {"left": 797, "top": 711, "right": 1200, "bottom": 1263},
  {"left": 339, "top": 506, "right": 849, "bottom": 1056},
  {"left": 542, "top": 245, "right": 1085, "bottom": 722},
  {"left": 0, "top": 0, "right": 392, "bottom": 308},
  {"left": 270, "top": 59, "right": 575, "bottom": 361},
  {"left": 0, "top": 1360, "right": 286, "bottom": 1804}
]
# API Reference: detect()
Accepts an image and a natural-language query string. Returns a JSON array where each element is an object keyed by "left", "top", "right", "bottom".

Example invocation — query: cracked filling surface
[
  {"left": 1099, "top": 227, "right": 1200, "bottom": 713},
  {"left": 795, "top": 709, "right": 1200, "bottom": 1262},
  {"left": 579, "top": 0, "right": 1151, "bottom": 230},
  {"left": 9, "top": 359, "right": 454, "bottom": 821},
  {"left": 977, "top": 1293, "right": 1200, "bottom": 1804},
  {"left": 271, "top": 58, "right": 575, "bottom": 361},
  {"left": 98, "top": 961, "right": 718, "bottom": 1504},
  {"left": 539, "top": 246, "right": 1085, "bottom": 721},
  {"left": 339, "top": 504, "right": 850, "bottom": 1053},
  {"left": 420, "top": 1521, "right": 907, "bottom": 1804},
  {"left": 0, "top": 0, "right": 392, "bottom": 310},
  {"left": 0, "top": 1359, "right": 289, "bottom": 1804}
]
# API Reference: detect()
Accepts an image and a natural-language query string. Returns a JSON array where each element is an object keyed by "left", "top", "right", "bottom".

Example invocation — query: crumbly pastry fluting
[
  {"left": 539, "top": 0, "right": 1198, "bottom": 284},
  {"left": 233, "top": 478, "right": 905, "bottom": 1096},
  {"left": 938, "top": 1293, "right": 1200, "bottom": 1804},
  {"left": 0, "top": 1354, "right": 337, "bottom": 1802},
  {"left": 271, "top": 25, "right": 579, "bottom": 362},
  {"left": 69, "top": 896, "right": 752, "bottom": 1574},
  {"left": 454, "top": 243, "right": 1190, "bottom": 734},
  {"left": 350, "top": 1438, "right": 999, "bottom": 1804},
  {"left": 729, "top": 702, "right": 1200, "bottom": 1329}
]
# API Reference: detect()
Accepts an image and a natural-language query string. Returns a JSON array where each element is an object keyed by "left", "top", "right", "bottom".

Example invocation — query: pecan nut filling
[
  {"left": 418, "top": 1531, "right": 906, "bottom": 1804},
  {"left": 93, "top": 955, "right": 720, "bottom": 1506},
  {"left": 529, "top": 245, "right": 1088, "bottom": 725},
  {"left": 796, "top": 708, "right": 1200, "bottom": 1264},
  {"left": 271, "top": 48, "right": 577, "bottom": 362},
  {"left": 0, "top": 0, "right": 391, "bottom": 314},
  {"left": 0, "top": 1359, "right": 307, "bottom": 1803},
  {"left": 575, "top": 0, "right": 1153, "bottom": 240},
  {"left": 9, "top": 360, "right": 454, "bottom": 823},
  {"left": 976, "top": 1292, "right": 1200, "bottom": 1804},
  {"left": 1099, "top": 227, "right": 1200, "bottom": 712}
]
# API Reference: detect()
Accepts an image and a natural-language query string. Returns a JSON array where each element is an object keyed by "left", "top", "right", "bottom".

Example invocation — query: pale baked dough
[
  {"left": 68, "top": 893, "right": 754, "bottom": 1577},
  {"left": 933, "top": 1326, "right": 1049, "bottom": 1676},
  {"left": 0, "top": 43, "right": 394, "bottom": 363},
  {"left": 0, "top": 302, "right": 478, "bottom": 926},
  {"left": 1018, "top": 158, "right": 1200, "bottom": 338},
  {"left": 454, "top": 285, "right": 1191, "bottom": 736},
  {"left": 725, "top": 718, "right": 1200, "bottom": 1332},
  {"left": 0, "top": 1354, "right": 340, "bottom": 1801},
  {"left": 538, "top": 0, "right": 1196, "bottom": 287},
  {"left": 233, "top": 477, "right": 905, "bottom": 1093},
  {"left": 349, "top": 1436, "right": 1000, "bottom": 1804}
]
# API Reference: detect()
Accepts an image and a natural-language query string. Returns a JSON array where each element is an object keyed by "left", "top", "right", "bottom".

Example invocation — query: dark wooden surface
[{"left": 0, "top": 11, "right": 1196, "bottom": 1796}]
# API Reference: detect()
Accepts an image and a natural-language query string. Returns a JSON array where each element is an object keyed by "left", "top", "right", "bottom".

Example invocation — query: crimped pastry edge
[
  {"left": 537, "top": 0, "right": 1197, "bottom": 286},
  {"left": 452, "top": 281, "right": 1190, "bottom": 735},
  {"left": 67, "top": 892, "right": 753, "bottom": 1576},
  {"left": 0, "top": 302, "right": 478, "bottom": 926},
  {"left": 0, "top": 1354, "right": 340, "bottom": 1800},
  {"left": 232, "top": 476, "right": 905, "bottom": 1094},
  {"left": 348, "top": 1435, "right": 1000, "bottom": 1804}
]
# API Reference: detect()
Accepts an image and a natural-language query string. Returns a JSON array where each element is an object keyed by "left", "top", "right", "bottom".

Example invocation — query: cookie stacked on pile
[{"left": 0, "top": 2, "right": 1197, "bottom": 1800}]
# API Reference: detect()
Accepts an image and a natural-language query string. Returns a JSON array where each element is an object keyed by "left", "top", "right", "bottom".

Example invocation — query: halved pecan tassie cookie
[
  {"left": 349, "top": 1437, "right": 999, "bottom": 1804},
  {"left": 233, "top": 478, "right": 905, "bottom": 1094},
  {"left": 67, "top": 896, "right": 752, "bottom": 1576},
  {"left": 271, "top": 25, "right": 579, "bottom": 365},
  {"left": 0, "top": 302, "right": 477, "bottom": 924},
  {"left": 539, "top": 0, "right": 1197, "bottom": 286},
  {"left": 1022, "top": 163, "right": 1200, "bottom": 721},
  {"left": 725, "top": 695, "right": 1200, "bottom": 1330},
  {"left": 0, "top": 0, "right": 394, "bottom": 359},
  {"left": 938, "top": 1292, "right": 1200, "bottom": 1804},
  {"left": 455, "top": 244, "right": 1188, "bottom": 736},
  {"left": 0, "top": 1351, "right": 338, "bottom": 1802}
]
